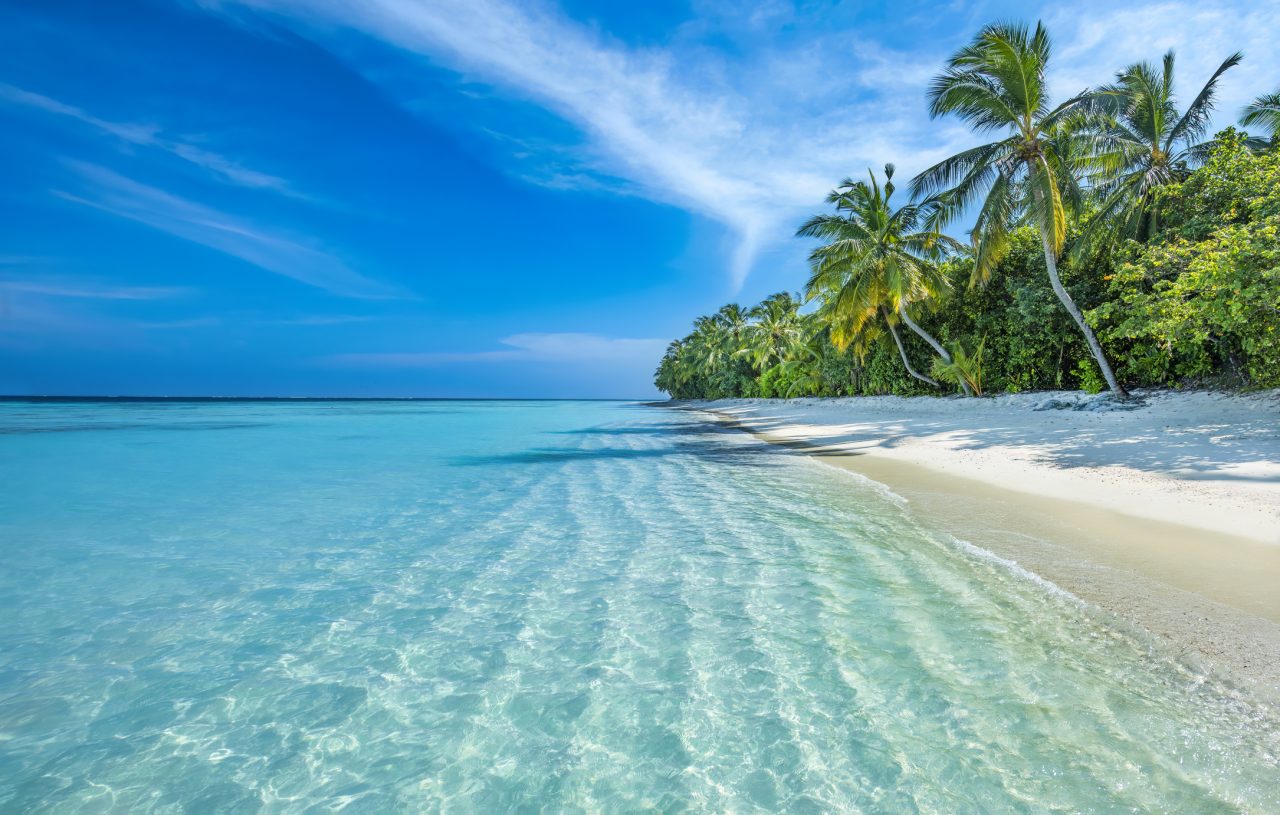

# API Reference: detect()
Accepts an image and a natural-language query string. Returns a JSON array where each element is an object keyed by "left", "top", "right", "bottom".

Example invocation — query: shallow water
[{"left": 0, "top": 399, "right": 1277, "bottom": 813}]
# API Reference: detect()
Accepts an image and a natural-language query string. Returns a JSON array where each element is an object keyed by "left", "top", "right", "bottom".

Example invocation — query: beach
[{"left": 686, "top": 389, "right": 1280, "bottom": 693}]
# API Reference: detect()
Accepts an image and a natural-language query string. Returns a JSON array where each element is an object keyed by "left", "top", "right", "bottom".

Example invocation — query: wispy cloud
[
  {"left": 330, "top": 332, "right": 667, "bottom": 366},
  {"left": 55, "top": 162, "right": 402, "bottom": 299},
  {"left": 212, "top": 0, "right": 971, "bottom": 291},
  {"left": 0, "top": 82, "right": 305, "bottom": 198},
  {"left": 0, "top": 278, "right": 187, "bottom": 300},
  {"left": 212, "top": 0, "right": 1280, "bottom": 292},
  {"left": 1044, "top": 3, "right": 1280, "bottom": 122}
]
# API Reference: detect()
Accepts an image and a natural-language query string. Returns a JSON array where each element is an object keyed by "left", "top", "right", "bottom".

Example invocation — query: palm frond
[
  {"left": 1027, "top": 154, "right": 1067, "bottom": 253},
  {"left": 910, "top": 141, "right": 1006, "bottom": 200},
  {"left": 1241, "top": 90, "right": 1280, "bottom": 136},
  {"left": 1166, "top": 51, "right": 1242, "bottom": 149},
  {"left": 969, "top": 171, "right": 1016, "bottom": 284},
  {"left": 927, "top": 69, "right": 1023, "bottom": 131}
]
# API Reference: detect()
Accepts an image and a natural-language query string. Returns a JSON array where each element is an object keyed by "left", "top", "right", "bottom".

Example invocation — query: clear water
[{"left": 1, "top": 400, "right": 1277, "bottom": 813}]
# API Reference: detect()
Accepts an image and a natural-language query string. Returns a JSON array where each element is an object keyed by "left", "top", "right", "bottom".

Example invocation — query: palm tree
[
  {"left": 912, "top": 21, "right": 1128, "bottom": 397},
  {"left": 745, "top": 292, "right": 805, "bottom": 369},
  {"left": 1241, "top": 89, "right": 1280, "bottom": 137},
  {"left": 772, "top": 312, "right": 828, "bottom": 397},
  {"left": 715, "top": 303, "right": 752, "bottom": 373},
  {"left": 1079, "top": 50, "right": 1242, "bottom": 248},
  {"left": 688, "top": 314, "right": 731, "bottom": 379},
  {"left": 716, "top": 303, "right": 751, "bottom": 345},
  {"left": 654, "top": 339, "right": 687, "bottom": 397},
  {"left": 799, "top": 164, "right": 970, "bottom": 394}
]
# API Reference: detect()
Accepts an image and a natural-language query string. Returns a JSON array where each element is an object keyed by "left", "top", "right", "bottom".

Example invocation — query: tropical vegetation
[{"left": 655, "top": 20, "right": 1280, "bottom": 399}]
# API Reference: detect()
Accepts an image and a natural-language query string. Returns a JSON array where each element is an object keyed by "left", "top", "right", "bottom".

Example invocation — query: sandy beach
[{"left": 682, "top": 389, "right": 1280, "bottom": 693}]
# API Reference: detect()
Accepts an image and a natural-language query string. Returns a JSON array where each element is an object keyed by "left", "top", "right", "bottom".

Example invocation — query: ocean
[{"left": 1, "top": 399, "right": 1276, "bottom": 812}]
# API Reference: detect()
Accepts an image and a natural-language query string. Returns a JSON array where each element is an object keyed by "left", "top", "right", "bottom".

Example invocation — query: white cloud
[
  {"left": 1045, "top": 2, "right": 1280, "bottom": 128},
  {"left": 330, "top": 332, "right": 668, "bottom": 366},
  {"left": 208, "top": 0, "right": 1280, "bottom": 293},
  {"left": 211, "top": 0, "right": 971, "bottom": 292},
  {"left": 55, "top": 162, "right": 402, "bottom": 299},
  {"left": 0, "top": 82, "right": 305, "bottom": 198}
]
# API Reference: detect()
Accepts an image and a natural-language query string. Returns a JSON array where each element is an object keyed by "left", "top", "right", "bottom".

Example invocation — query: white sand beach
[
  {"left": 687, "top": 390, "right": 1280, "bottom": 692},
  {"left": 701, "top": 389, "right": 1280, "bottom": 543}
]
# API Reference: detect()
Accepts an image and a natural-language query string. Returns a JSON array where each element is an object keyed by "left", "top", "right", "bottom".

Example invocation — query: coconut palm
[
  {"left": 654, "top": 339, "right": 688, "bottom": 397},
  {"left": 715, "top": 303, "right": 752, "bottom": 372},
  {"left": 771, "top": 313, "right": 829, "bottom": 397},
  {"left": 1078, "top": 50, "right": 1242, "bottom": 249},
  {"left": 799, "top": 164, "right": 970, "bottom": 393},
  {"left": 912, "top": 21, "right": 1127, "bottom": 397},
  {"left": 687, "top": 314, "right": 731, "bottom": 377},
  {"left": 745, "top": 292, "right": 805, "bottom": 369},
  {"left": 716, "top": 303, "right": 751, "bottom": 344},
  {"left": 1241, "top": 89, "right": 1280, "bottom": 137}
]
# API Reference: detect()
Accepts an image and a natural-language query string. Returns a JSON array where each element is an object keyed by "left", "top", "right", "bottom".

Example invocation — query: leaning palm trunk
[
  {"left": 1026, "top": 178, "right": 1127, "bottom": 398},
  {"left": 913, "top": 23, "right": 1133, "bottom": 400},
  {"left": 1036, "top": 230, "right": 1128, "bottom": 398},
  {"left": 884, "top": 313, "right": 939, "bottom": 387},
  {"left": 897, "top": 303, "right": 972, "bottom": 396}
]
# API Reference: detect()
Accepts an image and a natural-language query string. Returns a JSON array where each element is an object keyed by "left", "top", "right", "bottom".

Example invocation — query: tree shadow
[
  {"left": 550, "top": 422, "right": 728, "bottom": 437},
  {"left": 451, "top": 433, "right": 793, "bottom": 469}
]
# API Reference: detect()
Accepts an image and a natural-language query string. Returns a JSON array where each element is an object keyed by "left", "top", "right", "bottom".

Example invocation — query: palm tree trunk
[
  {"left": 897, "top": 303, "right": 972, "bottom": 396},
  {"left": 885, "top": 316, "right": 939, "bottom": 387},
  {"left": 1037, "top": 229, "right": 1128, "bottom": 398}
]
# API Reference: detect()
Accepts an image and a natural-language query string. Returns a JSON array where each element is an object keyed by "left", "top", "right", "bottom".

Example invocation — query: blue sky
[{"left": 2, "top": 0, "right": 1277, "bottom": 397}]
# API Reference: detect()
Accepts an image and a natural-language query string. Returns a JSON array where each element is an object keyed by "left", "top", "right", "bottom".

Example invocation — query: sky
[{"left": 2, "top": 0, "right": 1277, "bottom": 397}]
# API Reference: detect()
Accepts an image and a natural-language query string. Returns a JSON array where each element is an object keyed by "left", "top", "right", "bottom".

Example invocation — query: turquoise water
[{"left": 0, "top": 400, "right": 1277, "bottom": 813}]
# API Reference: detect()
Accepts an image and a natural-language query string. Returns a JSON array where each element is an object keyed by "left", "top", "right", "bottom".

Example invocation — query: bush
[{"left": 1091, "top": 131, "right": 1280, "bottom": 388}]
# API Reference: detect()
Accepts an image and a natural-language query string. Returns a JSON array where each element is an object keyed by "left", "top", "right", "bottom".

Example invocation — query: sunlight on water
[{"left": 1, "top": 400, "right": 1277, "bottom": 812}]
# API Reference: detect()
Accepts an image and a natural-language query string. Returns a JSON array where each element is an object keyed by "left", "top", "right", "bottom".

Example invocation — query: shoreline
[{"left": 675, "top": 390, "right": 1280, "bottom": 695}]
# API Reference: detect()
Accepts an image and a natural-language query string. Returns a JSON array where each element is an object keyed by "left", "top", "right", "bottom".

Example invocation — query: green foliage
[
  {"left": 654, "top": 294, "right": 936, "bottom": 400},
  {"left": 1074, "top": 360, "right": 1106, "bottom": 394},
  {"left": 1090, "top": 131, "right": 1280, "bottom": 388},
  {"left": 932, "top": 337, "right": 986, "bottom": 396},
  {"left": 756, "top": 364, "right": 820, "bottom": 398},
  {"left": 1157, "top": 129, "right": 1280, "bottom": 239},
  {"left": 930, "top": 228, "right": 1099, "bottom": 393},
  {"left": 658, "top": 134, "right": 1280, "bottom": 400}
]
